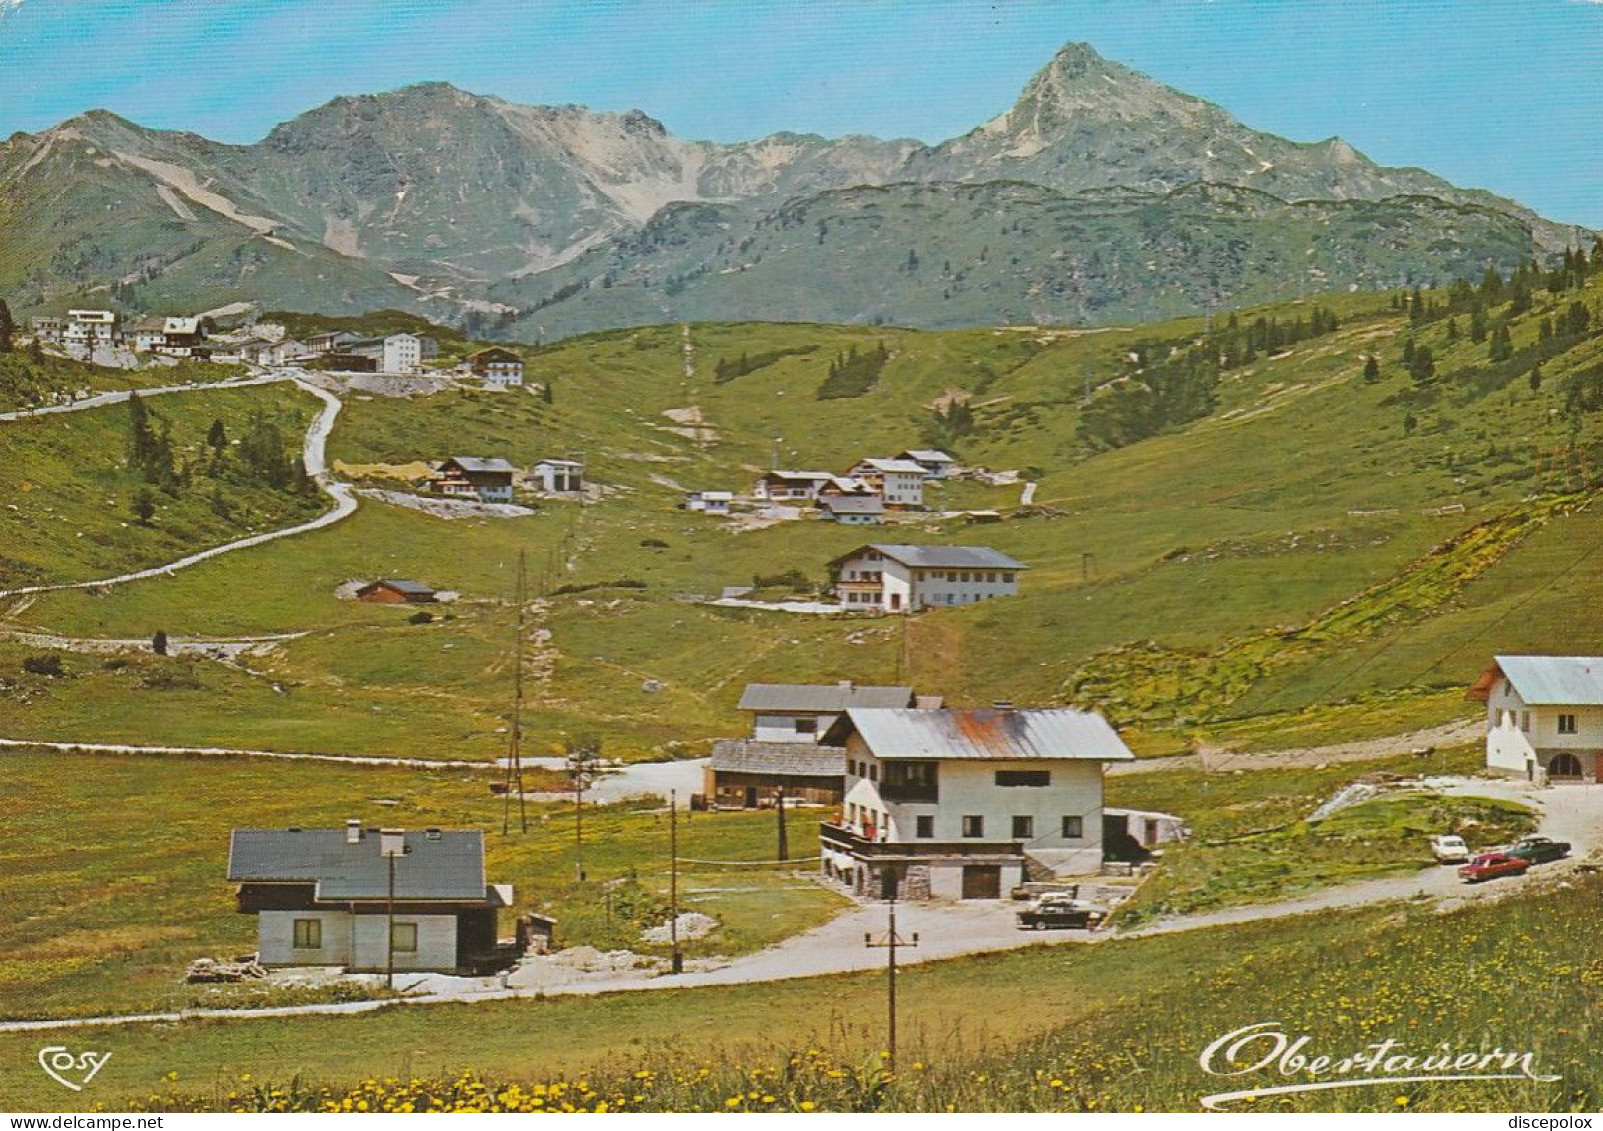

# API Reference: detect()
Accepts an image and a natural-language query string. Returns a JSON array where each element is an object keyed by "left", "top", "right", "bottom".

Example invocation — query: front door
[
  {"left": 889, "top": 592, "right": 902, "bottom": 611},
  {"left": 744, "top": 786, "right": 759, "bottom": 808},
  {"left": 961, "top": 865, "right": 1001, "bottom": 899}
]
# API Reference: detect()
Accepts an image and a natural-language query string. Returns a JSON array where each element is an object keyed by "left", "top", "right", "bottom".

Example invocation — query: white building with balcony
[
  {"left": 829, "top": 544, "right": 1026, "bottom": 613},
  {"left": 818, "top": 705, "right": 1135, "bottom": 900},
  {"left": 1470, "top": 654, "right": 1603, "bottom": 783}
]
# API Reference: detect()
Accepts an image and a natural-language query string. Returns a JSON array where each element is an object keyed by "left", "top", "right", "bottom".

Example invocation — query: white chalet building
[
  {"left": 1470, "top": 654, "right": 1603, "bottom": 783},
  {"left": 830, "top": 544, "right": 1026, "bottom": 612},
  {"left": 819, "top": 706, "right": 1135, "bottom": 899}
]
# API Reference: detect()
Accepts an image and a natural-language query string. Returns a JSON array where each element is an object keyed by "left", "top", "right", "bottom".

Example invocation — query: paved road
[
  {"left": 6, "top": 777, "right": 1594, "bottom": 1033},
  {"left": 0, "top": 372, "right": 357, "bottom": 600}
]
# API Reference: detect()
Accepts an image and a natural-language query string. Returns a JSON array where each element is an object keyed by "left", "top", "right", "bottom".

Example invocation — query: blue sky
[{"left": 2, "top": 0, "right": 1601, "bottom": 226}]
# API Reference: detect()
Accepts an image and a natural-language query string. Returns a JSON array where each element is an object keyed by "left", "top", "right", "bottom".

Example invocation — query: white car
[{"left": 1430, "top": 834, "right": 1470, "bottom": 864}]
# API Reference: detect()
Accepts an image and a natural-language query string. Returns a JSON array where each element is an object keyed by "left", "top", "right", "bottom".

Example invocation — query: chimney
[
  {"left": 379, "top": 828, "right": 407, "bottom": 858},
  {"left": 346, "top": 819, "right": 363, "bottom": 844}
]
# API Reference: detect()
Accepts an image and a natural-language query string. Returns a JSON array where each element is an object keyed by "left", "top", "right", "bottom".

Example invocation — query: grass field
[
  {"left": 0, "top": 871, "right": 1594, "bottom": 1112},
  {"left": 0, "top": 382, "right": 324, "bottom": 589},
  {"left": 0, "top": 750, "right": 845, "bottom": 1023}
]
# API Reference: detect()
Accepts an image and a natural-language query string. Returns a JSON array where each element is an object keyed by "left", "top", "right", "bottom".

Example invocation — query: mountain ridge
[{"left": 0, "top": 41, "right": 1590, "bottom": 335}]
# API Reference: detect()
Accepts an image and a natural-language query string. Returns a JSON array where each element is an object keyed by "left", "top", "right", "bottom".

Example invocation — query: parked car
[
  {"left": 1457, "top": 852, "right": 1532, "bottom": 884},
  {"left": 1505, "top": 835, "right": 1571, "bottom": 865},
  {"left": 1016, "top": 892, "right": 1105, "bottom": 931},
  {"left": 1429, "top": 834, "right": 1470, "bottom": 864}
]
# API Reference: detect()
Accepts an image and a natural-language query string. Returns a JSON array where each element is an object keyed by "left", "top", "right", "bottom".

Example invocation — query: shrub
[
  {"left": 408, "top": 610, "right": 434, "bottom": 625},
  {"left": 22, "top": 654, "right": 64, "bottom": 677}
]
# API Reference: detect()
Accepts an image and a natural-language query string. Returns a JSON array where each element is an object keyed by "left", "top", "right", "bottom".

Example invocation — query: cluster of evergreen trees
[
  {"left": 1078, "top": 304, "right": 1344, "bottom": 451},
  {"left": 711, "top": 345, "right": 817, "bottom": 384},
  {"left": 1212, "top": 306, "right": 1342, "bottom": 370},
  {"left": 1385, "top": 246, "right": 1603, "bottom": 412},
  {"left": 126, "top": 392, "right": 316, "bottom": 526},
  {"left": 816, "top": 342, "right": 890, "bottom": 400}
]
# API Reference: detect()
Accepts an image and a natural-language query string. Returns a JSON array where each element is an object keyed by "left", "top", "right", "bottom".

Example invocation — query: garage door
[{"left": 961, "top": 864, "right": 1001, "bottom": 899}]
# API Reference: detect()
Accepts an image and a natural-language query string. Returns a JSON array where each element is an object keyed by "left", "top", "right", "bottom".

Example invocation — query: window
[
  {"left": 1558, "top": 713, "right": 1578, "bottom": 734},
  {"left": 794, "top": 718, "right": 817, "bottom": 735},
  {"left": 868, "top": 763, "right": 879, "bottom": 782},
  {"left": 915, "top": 815, "right": 935, "bottom": 839},
  {"left": 1521, "top": 711, "right": 1530, "bottom": 732},
  {"left": 1003, "top": 572, "right": 1016, "bottom": 584},
  {"left": 292, "top": 918, "right": 322, "bottom": 949},
  {"left": 961, "top": 815, "right": 985, "bottom": 838},
  {"left": 391, "top": 922, "right": 418, "bottom": 953},
  {"left": 987, "top": 571, "right": 998, "bottom": 583},
  {"left": 995, "top": 770, "right": 1051, "bottom": 787},
  {"left": 1062, "top": 815, "right": 1084, "bottom": 839},
  {"left": 1012, "top": 815, "right": 1034, "bottom": 839}
]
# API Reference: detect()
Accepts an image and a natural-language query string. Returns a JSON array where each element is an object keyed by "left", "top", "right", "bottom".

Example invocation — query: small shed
[
  {"left": 686, "top": 490, "right": 733, "bottom": 515},
  {"left": 357, "top": 579, "right": 438, "bottom": 604},
  {"left": 531, "top": 459, "right": 584, "bottom": 494}
]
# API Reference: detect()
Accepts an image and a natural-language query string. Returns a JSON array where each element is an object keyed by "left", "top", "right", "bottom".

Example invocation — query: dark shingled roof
[
  {"left": 710, "top": 740, "right": 847, "bottom": 777},
  {"left": 738, "top": 682, "right": 915, "bottom": 713},
  {"left": 228, "top": 828, "right": 489, "bottom": 901}
]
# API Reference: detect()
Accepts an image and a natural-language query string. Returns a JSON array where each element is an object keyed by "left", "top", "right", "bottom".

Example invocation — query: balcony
[
  {"left": 879, "top": 781, "right": 939, "bottom": 803},
  {"left": 819, "top": 822, "right": 1022, "bottom": 859}
]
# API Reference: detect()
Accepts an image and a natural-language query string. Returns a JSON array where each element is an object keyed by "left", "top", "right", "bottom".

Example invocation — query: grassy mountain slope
[
  {"left": 494, "top": 180, "right": 1541, "bottom": 338},
  {"left": 5, "top": 268, "right": 1603, "bottom": 757}
]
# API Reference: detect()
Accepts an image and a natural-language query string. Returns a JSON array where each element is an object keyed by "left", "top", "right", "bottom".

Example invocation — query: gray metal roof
[
  {"left": 1495, "top": 655, "right": 1603, "bottom": 705},
  {"left": 738, "top": 682, "right": 915, "bottom": 712},
  {"left": 227, "top": 828, "right": 490, "bottom": 901},
  {"left": 760, "top": 469, "right": 834, "bottom": 482},
  {"left": 831, "top": 544, "right": 1028, "bottom": 570},
  {"left": 822, "top": 495, "right": 885, "bottom": 515},
  {"left": 444, "top": 456, "right": 518, "bottom": 474},
  {"left": 833, "top": 707, "right": 1135, "bottom": 762},
  {"left": 899, "top": 450, "right": 955, "bottom": 463},
  {"left": 710, "top": 740, "right": 847, "bottom": 777},
  {"left": 856, "top": 458, "right": 929, "bottom": 475}
]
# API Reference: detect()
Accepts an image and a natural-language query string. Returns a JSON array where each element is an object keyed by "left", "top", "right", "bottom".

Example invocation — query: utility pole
[
  {"left": 380, "top": 828, "right": 407, "bottom": 990},
  {"left": 669, "top": 789, "right": 683, "bottom": 974},
  {"left": 567, "top": 736, "right": 599, "bottom": 882},
  {"left": 776, "top": 783, "right": 788, "bottom": 862},
  {"left": 864, "top": 872, "right": 918, "bottom": 1070},
  {"left": 502, "top": 551, "right": 529, "bottom": 835}
]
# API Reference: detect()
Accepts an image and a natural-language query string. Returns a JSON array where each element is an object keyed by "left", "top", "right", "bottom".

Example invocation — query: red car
[{"left": 1457, "top": 852, "right": 1532, "bottom": 884}]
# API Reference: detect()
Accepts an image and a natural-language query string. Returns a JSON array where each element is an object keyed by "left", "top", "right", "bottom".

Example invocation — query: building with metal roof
[
  {"left": 227, "top": 824, "right": 512, "bottom": 973},
  {"left": 819, "top": 706, "right": 1136, "bottom": 900},
  {"left": 830, "top": 544, "right": 1028, "bottom": 612},
  {"left": 431, "top": 457, "right": 519, "bottom": 503},
  {"left": 1470, "top": 655, "right": 1603, "bottom": 783}
]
